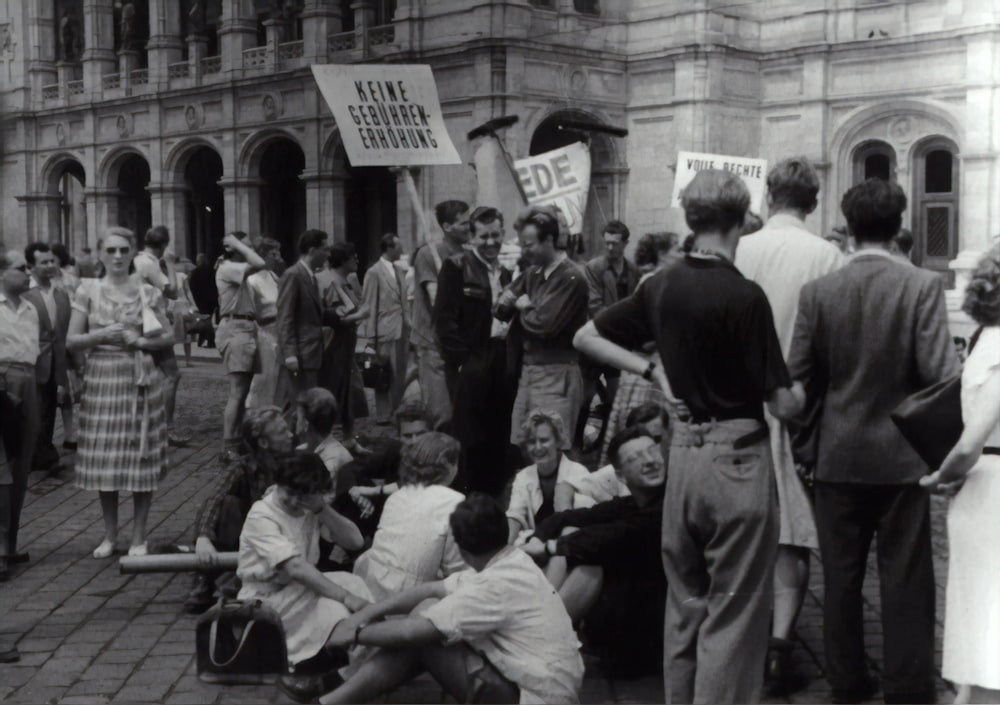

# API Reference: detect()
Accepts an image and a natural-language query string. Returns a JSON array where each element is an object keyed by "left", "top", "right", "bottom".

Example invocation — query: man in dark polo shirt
[{"left": 574, "top": 169, "right": 803, "bottom": 704}]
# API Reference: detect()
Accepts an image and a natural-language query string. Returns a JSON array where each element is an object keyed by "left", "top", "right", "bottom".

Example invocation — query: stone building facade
[{"left": 0, "top": 0, "right": 997, "bottom": 310}]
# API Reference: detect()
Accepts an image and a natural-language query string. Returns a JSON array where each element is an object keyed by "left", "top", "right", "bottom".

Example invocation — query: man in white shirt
[
  {"left": 320, "top": 493, "right": 583, "bottom": 705},
  {"left": 0, "top": 250, "right": 41, "bottom": 579},
  {"left": 734, "top": 156, "right": 844, "bottom": 696},
  {"left": 133, "top": 226, "right": 185, "bottom": 444}
]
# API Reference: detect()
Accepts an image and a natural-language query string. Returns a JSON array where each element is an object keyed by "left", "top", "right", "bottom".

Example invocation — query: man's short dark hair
[
  {"left": 470, "top": 206, "right": 503, "bottom": 234},
  {"left": 329, "top": 241, "right": 357, "bottom": 268},
  {"left": 223, "top": 231, "right": 248, "bottom": 260},
  {"left": 625, "top": 402, "right": 666, "bottom": 429},
  {"left": 841, "top": 178, "right": 907, "bottom": 243},
  {"left": 766, "top": 157, "right": 820, "bottom": 213},
  {"left": 449, "top": 492, "right": 508, "bottom": 556},
  {"left": 435, "top": 200, "right": 470, "bottom": 228},
  {"left": 273, "top": 450, "right": 333, "bottom": 495},
  {"left": 606, "top": 425, "right": 653, "bottom": 469},
  {"left": 25, "top": 242, "right": 52, "bottom": 266},
  {"left": 892, "top": 228, "right": 914, "bottom": 256},
  {"left": 256, "top": 237, "right": 281, "bottom": 259},
  {"left": 48, "top": 242, "right": 73, "bottom": 268},
  {"left": 297, "top": 229, "right": 329, "bottom": 256},
  {"left": 680, "top": 169, "right": 750, "bottom": 235},
  {"left": 145, "top": 225, "right": 170, "bottom": 249},
  {"left": 297, "top": 388, "right": 338, "bottom": 437},
  {"left": 634, "top": 231, "right": 679, "bottom": 268},
  {"left": 379, "top": 233, "right": 399, "bottom": 252},
  {"left": 523, "top": 211, "right": 561, "bottom": 247},
  {"left": 82, "top": 247, "right": 92, "bottom": 255},
  {"left": 603, "top": 219, "right": 630, "bottom": 242}
]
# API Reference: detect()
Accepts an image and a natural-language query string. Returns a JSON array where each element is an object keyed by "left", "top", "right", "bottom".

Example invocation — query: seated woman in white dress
[
  {"left": 507, "top": 409, "right": 589, "bottom": 544},
  {"left": 354, "top": 432, "right": 467, "bottom": 600},
  {"left": 237, "top": 449, "right": 373, "bottom": 694},
  {"left": 921, "top": 247, "right": 1000, "bottom": 705}
]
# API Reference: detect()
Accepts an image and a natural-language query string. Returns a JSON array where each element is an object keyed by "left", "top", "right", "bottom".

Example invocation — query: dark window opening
[
  {"left": 925, "top": 150, "right": 953, "bottom": 193},
  {"left": 864, "top": 153, "right": 891, "bottom": 182}
]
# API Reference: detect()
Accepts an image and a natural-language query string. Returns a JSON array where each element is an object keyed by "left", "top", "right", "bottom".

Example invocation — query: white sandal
[
  {"left": 127, "top": 543, "right": 148, "bottom": 558},
  {"left": 92, "top": 540, "right": 116, "bottom": 559}
]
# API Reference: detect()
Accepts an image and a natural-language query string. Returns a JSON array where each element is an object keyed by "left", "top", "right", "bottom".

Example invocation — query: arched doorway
[
  {"left": 912, "top": 136, "right": 960, "bottom": 278},
  {"left": 48, "top": 159, "right": 86, "bottom": 252},
  {"left": 344, "top": 163, "right": 397, "bottom": 273},
  {"left": 116, "top": 154, "right": 152, "bottom": 242},
  {"left": 183, "top": 147, "right": 225, "bottom": 260},
  {"left": 852, "top": 140, "right": 896, "bottom": 184},
  {"left": 529, "top": 111, "right": 619, "bottom": 258},
  {"left": 259, "top": 138, "right": 306, "bottom": 257}
]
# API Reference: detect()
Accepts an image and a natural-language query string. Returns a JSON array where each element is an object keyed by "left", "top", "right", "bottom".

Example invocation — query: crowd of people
[{"left": 1, "top": 154, "right": 999, "bottom": 705}]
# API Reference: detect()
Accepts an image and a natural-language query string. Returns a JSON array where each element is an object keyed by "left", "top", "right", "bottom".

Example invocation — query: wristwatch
[{"left": 642, "top": 360, "right": 657, "bottom": 381}]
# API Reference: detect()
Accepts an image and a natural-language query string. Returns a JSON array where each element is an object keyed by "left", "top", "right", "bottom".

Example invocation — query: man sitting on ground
[
  {"left": 319, "top": 493, "right": 584, "bottom": 704},
  {"left": 577, "top": 402, "right": 666, "bottom": 505},
  {"left": 521, "top": 426, "right": 667, "bottom": 677}
]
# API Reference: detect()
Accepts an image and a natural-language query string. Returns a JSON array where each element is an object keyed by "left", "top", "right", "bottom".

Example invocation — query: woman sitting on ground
[
  {"left": 237, "top": 450, "right": 372, "bottom": 676},
  {"left": 507, "top": 409, "right": 589, "bottom": 544},
  {"left": 354, "top": 432, "right": 466, "bottom": 600}
]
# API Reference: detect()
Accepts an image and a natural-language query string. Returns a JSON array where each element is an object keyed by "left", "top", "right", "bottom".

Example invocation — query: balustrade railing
[
  {"left": 243, "top": 46, "right": 267, "bottom": 68},
  {"left": 131, "top": 68, "right": 149, "bottom": 85},
  {"left": 102, "top": 73, "right": 121, "bottom": 90},
  {"left": 201, "top": 56, "right": 221, "bottom": 74},
  {"left": 168, "top": 62, "right": 190, "bottom": 79},
  {"left": 41, "top": 84, "right": 60, "bottom": 100}
]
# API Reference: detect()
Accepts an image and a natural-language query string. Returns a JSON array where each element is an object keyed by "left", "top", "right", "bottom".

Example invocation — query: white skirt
[{"left": 942, "top": 455, "right": 1000, "bottom": 690}]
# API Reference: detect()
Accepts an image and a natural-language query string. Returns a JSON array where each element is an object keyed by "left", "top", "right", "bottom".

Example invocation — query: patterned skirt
[{"left": 75, "top": 349, "right": 168, "bottom": 493}]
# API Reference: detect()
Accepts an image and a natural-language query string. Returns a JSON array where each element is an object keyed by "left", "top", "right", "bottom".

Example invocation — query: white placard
[
  {"left": 670, "top": 151, "right": 768, "bottom": 214},
  {"left": 513, "top": 143, "right": 592, "bottom": 234},
  {"left": 311, "top": 64, "right": 461, "bottom": 166}
]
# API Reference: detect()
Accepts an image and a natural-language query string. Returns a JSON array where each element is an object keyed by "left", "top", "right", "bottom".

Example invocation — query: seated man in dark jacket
[
  {"left": 183, "top": 406, "right": 294, "bottom": 613},
  {"left": 521, "top": 425, "right": 667, "bottom": 677}
]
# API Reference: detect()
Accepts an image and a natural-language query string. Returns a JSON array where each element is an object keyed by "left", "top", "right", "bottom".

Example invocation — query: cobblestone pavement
[{"left": 0, "top": 352, "right": 954, "bottom": 704}]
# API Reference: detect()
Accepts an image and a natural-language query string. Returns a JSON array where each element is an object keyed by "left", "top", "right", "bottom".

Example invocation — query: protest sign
[
  {"left": 311, "top": 64, "right": 461, "bottom": 166},
  {"left": 513, "top": 143, "right": 591, "bottom": 234},
  {"left": 670, "top": 151, "right": 768, "bottom": 213}
]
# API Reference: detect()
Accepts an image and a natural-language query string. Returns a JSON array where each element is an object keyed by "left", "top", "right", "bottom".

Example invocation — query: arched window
[
  {"left": 912, "top": 139, "right": 959, "bottom": 277},
  {"left": 852, "top": 140, "right": 896, "bottom": 184}
]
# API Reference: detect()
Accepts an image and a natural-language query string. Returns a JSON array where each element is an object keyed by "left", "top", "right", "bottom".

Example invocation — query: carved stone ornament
[
  {"left": 888, "top": 116, "right": 914, "bottom": 144},
  {"left": 56, "top": 123, "right": 67, "bottom": 145},
  {"left": 116, "top": 115, "right": 130, "bottom": 138},
  {"left": 566, "top": 67, "right": 588, "bottom": 97},
  {"left": 185, "top": 105, "right": 200, "bottom": 130},
  {"left": 262, "top": 93, "right": 282, "bottom": 121}
]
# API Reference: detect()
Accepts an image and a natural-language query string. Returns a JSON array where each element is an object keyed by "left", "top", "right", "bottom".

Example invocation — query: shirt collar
[
  {"left": 543, "top": 252, "right": 568, "bottom": 280},
  {"left": 765, "top": 212, "right": 810, "bottom": 231},
  {"left": 471, "top": 248, "right": 498, "bottom": 272},
  {"left": 0, "top": 292, "right": 31, "bottom": 313},
  {"left": 851, "top": 246, "right": 896, "bottom": 261}
]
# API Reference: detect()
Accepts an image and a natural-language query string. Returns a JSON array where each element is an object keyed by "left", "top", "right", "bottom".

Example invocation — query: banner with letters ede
[
  {"left": 311, "top": 64, "right": 461, "bottom": 167},
  {"left": 670, "top": 151, "right": 768, "bottom": 214},
  {"left": 513, "top": 143, "right": 591, "bottom": 235}
]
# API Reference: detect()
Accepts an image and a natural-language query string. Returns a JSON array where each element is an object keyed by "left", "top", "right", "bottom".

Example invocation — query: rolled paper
[{"left": 119, "top": 552, "right": 239, "bottom": 574}]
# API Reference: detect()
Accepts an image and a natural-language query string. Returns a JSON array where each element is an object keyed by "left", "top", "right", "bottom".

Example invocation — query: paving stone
[
  {"left": 79, "top": 662, "right": 136, "bottom": 681},
  {"left": 6, "top": 684, "right": 69, "bottom": 703},
  {"left": 66, "top": 678, "right": 123, "bottom": 697},
  {"left": 111, "top": 681, "right": 172, "bottom": 703},
  {"left": 60, "top": 696, "right": 112, "bottom": 705},
  {"left": 0, "top": 665, "right": 37, "bottom": 688}
]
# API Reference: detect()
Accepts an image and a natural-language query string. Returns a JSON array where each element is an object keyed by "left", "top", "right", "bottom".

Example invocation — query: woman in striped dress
[{"left": 67, "top": 227, "right": 173, "bottom": 559}]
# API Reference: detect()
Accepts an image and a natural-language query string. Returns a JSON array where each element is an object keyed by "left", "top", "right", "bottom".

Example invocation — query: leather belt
[
  {"left": 257, "top": 316, "right": 277, "bottom": 327},
  {"left": 221, "top": 313, "right": 254, "bottom": 321},
  {"left": 733, "top": 426, "right": 770, "bottom": 450},
  {"left": 984, "top": 447, "right": 1000, "bottom": 456}
]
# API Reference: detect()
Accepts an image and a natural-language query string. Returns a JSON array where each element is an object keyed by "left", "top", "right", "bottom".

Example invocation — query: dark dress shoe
[
  {"left": 278, "top": 673, "right": 327, "bottom": 703},
  {"left": 831, "top": 674, "right": 880, "bottom": 704},
  {"left": 62, "top": 441, "right": 78, "bottom": 451},
  {"left": 8, "top": 551, "right": 29, "bottom": 565},
  {"left": 764, "top": 637, "right": 810, "bottom": 697},
  {"left": 183, "top": 574, "right": 217, "bottom": 615},
  {"left": 0, "top": 645, "right": 20, "bottom": 663}
]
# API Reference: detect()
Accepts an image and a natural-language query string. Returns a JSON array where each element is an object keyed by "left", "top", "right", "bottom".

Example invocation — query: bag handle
[{"left": 208, "top": 615, "right": 262, "bottom": 669}]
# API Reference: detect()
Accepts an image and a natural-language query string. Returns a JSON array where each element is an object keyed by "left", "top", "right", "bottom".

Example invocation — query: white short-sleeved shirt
[
  {"left": 506, "top": 455, "right": 590, "bottom": 533},
  {"left": 215, "top": 260, "right": 252, "bottom": 316},
  {"left": 353, "top": 484, "right": 467, "bottom": 600},
  {"left": 133, "top": 251, "right": 170, "bottom": 292},
  {"left": 313, "top": 434, "right": 353, "bottom": 494},
  {"left": 421, "top": 546, "right": 583, "bottom": 704},
  {"left": 247, "top": 270, "right": 279, "bottom": 321}
]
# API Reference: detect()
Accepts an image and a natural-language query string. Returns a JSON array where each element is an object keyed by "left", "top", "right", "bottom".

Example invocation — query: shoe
[
  {"left": 127, "top": 543, "right": 148, "bottom": 557},
  {"left": 831, "top": 674, "right": 880, "bottom": 704},
  {"left": 62, "top": 440, "right": 78, "bottom": 451},
  {"left": 0, "top": 646, "right": 20, "bottom": 663},
  {"left": 92, "top": 540, "right": 116, "bottom": 559},
  {"left": 183, "top": 575, "right": 217, "bottom": 615},
  {"left": 168, "top": 431, "right": 191, "bottom": 447},
  {"left": 8, "top": 551, "right": 29, "bottom": 565},
  {"left": 764, "top": 637, "right": 810, "bottom": 697},
  {"left": 277, "top": 673, "right": 328, "bottom": 703}
]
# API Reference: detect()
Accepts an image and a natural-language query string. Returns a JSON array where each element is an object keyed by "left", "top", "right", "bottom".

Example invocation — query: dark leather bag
[
  {"left": 356, "top": 283, "right": 392, "bottom": 391},
  {"left": 891, "top": 327, "right": 983, "bottom": 470},
  {"left": 196, "top": 598, "right": 288, "bottom": 684}
]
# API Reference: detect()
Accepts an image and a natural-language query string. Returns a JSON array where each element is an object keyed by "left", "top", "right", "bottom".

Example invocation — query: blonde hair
[
  {"left": 398, "top": 432, "right": 460, "bottom": 486},
  {"left": 103, "top": 226, "right": 136, "bottom": 249},
  {"left": 520, "top": 408, "right": 567, "bottom": 449}
]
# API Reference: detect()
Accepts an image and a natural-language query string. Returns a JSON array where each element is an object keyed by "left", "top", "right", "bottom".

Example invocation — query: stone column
[
  {"left": 118, "top": 49, "right": 140, "bottom": 91},
  {"left": 301, "top": 171, "right": 338, "bottom": 237},
  {"left": 219, "top": 0, "right": 258, "bottom": 72},
  {"left": 352, "top": 0, "right": 374, "bottom": 52},
  {"left": 188, "top": 34, "right": 210, "bottom": 81},
  {"left": 263, "top": 19, "right": 283, "bottom": 71},
  {"left": 218, "top": 177, "right": 263, "bottom": 237},
  {"left": 56, "top": 61, "right": 75, "bottom": 101},
  {"left": 329, "top": 171, "right": 348, "bottom": 243},
  {"left": 82, "top": 0, "right": 117, "bottom": 97},
  {"left": 28, "top": 1, "right": 58, "bottom": 106},
  {"left": 147, "top": 183, "right": 189, "bottom": 257},
  {"left": 302, "top": 0, "right": 342, "bottom": 63},
  {"left": 84, "top": 187, "right": 122, "bottom": 244},
  {"left": 147, "top": 0, "right": 184, "bottom": 85}
]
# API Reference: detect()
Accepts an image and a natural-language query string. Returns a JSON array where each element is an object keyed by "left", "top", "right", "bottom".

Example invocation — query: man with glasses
[
  {"left": 496, "top": 207, "right": 589, "bottom": 453},
  {"left": 520, "top": 425, "right": 667, "bottom": 677},
  {"left": 435, "top": 206, "right": 516, "bottom": 496},
  {"left": 0, "top": 250, "right": 41, "bottom": 581}
]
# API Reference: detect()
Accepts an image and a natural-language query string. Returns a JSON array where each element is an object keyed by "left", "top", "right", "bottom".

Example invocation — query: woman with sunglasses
[{"left": 66, "top": 227, "right": 173, "bottom": 559}]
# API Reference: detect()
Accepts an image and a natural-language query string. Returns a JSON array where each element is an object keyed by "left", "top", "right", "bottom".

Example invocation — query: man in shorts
[
  {"left": 320, "top": 493, "right": 583, "bottom": 704},
  {"left": 215, "top": 231, "right": 266, "bottom": 457}
]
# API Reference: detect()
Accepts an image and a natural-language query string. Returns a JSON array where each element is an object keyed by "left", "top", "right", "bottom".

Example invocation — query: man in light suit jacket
[
  {"left": 24, "top": 243, "right": 74, "bottom": 473},
  {"left": 360, "top": 233, "right": 408, "bottom": 423},
  {"left": 275, "top": 229, "right": 334, "bottom": 413},
  {"left": 788, "top": 178, "right": 959, "bottom": 705}
]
